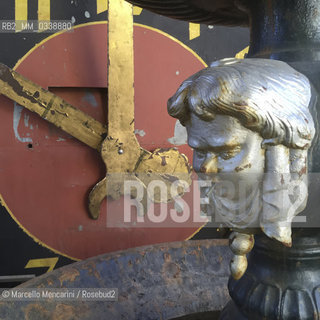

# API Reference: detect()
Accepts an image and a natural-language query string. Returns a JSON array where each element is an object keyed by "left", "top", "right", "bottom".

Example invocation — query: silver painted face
[
  {"left": 187, "top": 114, "right": 264, "bottom": 176},
  {"left": 186, "top": 113, "right": 265, "bottom": 228},
  {"left": 169, "top": 57, "right": 315, "bottom": 279}
]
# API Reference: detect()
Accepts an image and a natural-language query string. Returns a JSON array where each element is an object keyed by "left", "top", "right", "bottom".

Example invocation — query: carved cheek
[{"left": 218, "top": 151, "right": 246, "bottom": 173}]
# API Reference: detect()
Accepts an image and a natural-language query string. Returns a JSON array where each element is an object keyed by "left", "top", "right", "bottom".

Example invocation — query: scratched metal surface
[{"left": 0, "top": 240, "right": 230, "bottom": 320}]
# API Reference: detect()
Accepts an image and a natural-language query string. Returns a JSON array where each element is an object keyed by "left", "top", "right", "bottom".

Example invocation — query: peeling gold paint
[
  {"left": 0, "top": 63, "right": 107, "bottom": 150},
  {"left": 88, "top": 148, "right": 192, "bottom": 219},
  {"left": 135, "top": 148, "right": 192, "bottom": 203},
  {"left": 108, "top": 0, "right": 135, "bottom": 136},
  {"left": 88, "top": 0, "right": 142, "bottom": 218},
  {"left": 88, "top": 4, "right": 195, "bottom": 219}
]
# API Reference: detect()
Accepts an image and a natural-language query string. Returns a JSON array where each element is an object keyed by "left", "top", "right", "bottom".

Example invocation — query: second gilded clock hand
[
  {"left": 101, "top": 0, "right": 142, "bottom": 173},
  {"left": 0, "top": 63, "right": 107, "bottom": 150},
  {"left": 88, "top": 0, "right": 193, "bottom": 220},
  {"left": 88, "top": 0, "right": 144, "bottom": 219}
]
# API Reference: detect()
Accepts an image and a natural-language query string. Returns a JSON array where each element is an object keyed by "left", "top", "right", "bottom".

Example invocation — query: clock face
[{"left": 0, "top": 1, "right": 249, "bottom": 281}]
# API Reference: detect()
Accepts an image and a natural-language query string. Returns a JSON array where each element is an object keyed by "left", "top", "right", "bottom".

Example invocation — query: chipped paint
[
  {"left": 24, "top": 113, "right": 29, "bottom": 127},
  {"left": 82, "top": 91, "right": 98, "bottom": 107},
  {"left": 168, "top": 120, "right": 187, "bottom": 146},
  {"left": 58, "top": 268, "right": 80, "bottom": 286},
  {"left": 134, "top": 129, "right": 146, "bottom": 137},
  {"left": 13, "top": 102, "right": 32, "bottom": 143},
  {"left": 0, "top": 63, "right": 107, "bottom": 150}
]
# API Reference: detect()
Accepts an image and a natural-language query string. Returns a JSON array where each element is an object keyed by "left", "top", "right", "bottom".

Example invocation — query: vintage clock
[{"left": 0, "top": 0, "right": 249, "bottom": 285}]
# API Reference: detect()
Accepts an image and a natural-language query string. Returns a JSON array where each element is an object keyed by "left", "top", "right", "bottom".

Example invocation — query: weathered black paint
[
  {"left": 246, "top": 0, "right": 320, "bottom": 61},
  {"left": 225, "top": 0, "right": 320, "bottom": 318}
]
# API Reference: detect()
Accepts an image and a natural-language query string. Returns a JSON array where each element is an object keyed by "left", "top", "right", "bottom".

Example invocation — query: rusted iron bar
[{"left": 0, "top": 240, "right": 230, "bottom": 319}]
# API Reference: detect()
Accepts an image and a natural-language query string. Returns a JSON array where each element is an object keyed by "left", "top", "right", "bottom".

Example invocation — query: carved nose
[{"left": 200, "top": 156, "right": 218, "bottom": 174}]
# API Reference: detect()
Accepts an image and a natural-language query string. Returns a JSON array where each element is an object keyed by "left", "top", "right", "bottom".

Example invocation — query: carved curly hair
[{"left": 168, "top": 58, "right": 315, "bottom": 150}]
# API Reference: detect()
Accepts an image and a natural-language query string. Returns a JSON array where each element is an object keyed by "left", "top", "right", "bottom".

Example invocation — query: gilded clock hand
[
  {"left": 0, "top": 62, "right": 107, "bottom": 150},
  {"left": 0, "top": 1, "right": 192, "bottom": 221},
  {"left": 88, "top": 0, "right": 143, "bottom": 219},
  {"left": 0, "top": 60, "right": 191, "bottom": 220},
  {"left": 88, "top": 0, "right": 191, "bottom": 219},
  {"left": 102, "top": 0, "right": 141, "bottom": 173}
]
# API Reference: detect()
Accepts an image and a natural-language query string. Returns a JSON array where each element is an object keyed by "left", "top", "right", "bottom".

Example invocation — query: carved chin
[{"left": 210, "top": 186, "right": 262, "bottom": 230}]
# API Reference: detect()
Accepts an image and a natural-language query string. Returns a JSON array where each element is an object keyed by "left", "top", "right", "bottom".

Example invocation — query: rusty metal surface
[{"left": 0, "top": 240, "right": 230, "bottom": 319}]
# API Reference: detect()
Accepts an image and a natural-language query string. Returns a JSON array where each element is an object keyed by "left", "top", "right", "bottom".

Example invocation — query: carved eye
[{"left": 219, "top": 146, "right": 241, "bottom": 160}]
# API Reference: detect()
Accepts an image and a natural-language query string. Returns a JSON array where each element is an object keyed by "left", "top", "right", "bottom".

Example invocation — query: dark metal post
[
  {"left": 222, "top": 0, "right": 320, "bottom": 318},
  {"left": 125, "top": 0, "right": 320, "bottom": 318}
]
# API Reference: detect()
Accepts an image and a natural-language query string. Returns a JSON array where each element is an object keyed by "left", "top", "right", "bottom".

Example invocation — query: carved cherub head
[{"left": 168, "top": 57, "right": 315, "bottom": 247}]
